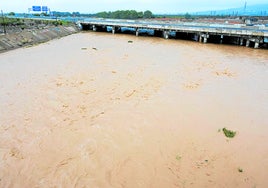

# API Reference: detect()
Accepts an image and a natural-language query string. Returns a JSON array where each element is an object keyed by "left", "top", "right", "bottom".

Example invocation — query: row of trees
[
  {"left": 50, "top": 10, "right": 154, "bottom": 19},
  {"left": 96, "top": 10, "right": 153, "bottom": 19},
  {"left": 6, "top": 10, "right": 153, "bottom": 19}
]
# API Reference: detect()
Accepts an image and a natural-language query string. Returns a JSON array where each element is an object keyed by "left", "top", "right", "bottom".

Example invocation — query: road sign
[
  {"left": 32, "top": 6, "right": 41, "bottom": 11},
  {"left": 42, "top": 6, "right": 48, "bottom": 11}
]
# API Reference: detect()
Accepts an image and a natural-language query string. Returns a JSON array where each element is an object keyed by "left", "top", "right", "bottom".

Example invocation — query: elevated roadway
[{"left": 80, "top": 19, "right": 268, "bottom": 48}]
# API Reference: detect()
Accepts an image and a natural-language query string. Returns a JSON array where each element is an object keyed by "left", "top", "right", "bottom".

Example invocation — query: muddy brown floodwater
[{"left": 0, "top": 32, "right": 268, "bottom": 188}]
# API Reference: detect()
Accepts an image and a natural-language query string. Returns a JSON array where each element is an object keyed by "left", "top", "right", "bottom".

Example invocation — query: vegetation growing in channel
[
  {"left": 238, "top": 168, "right": 243, "bottom": 173},
  {"left": 222, "top": 128, "right": 236, "bottom": 138},
  {"left": 176, "top": 155, "right": 182, "bottom": 160},
  {"left": 96, "top": 10, "right": 153, "bottom": 19},
  {"left": 0, "top": 17, "right": 24, "bottom": 26}
]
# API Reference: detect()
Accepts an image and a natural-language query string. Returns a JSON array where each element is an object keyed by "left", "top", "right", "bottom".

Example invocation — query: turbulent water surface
[{"left": 0, "top": 32, "right": 268, "bottom": 187}]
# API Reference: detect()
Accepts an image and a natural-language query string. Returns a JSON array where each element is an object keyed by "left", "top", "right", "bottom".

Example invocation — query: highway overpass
[{"left": 79, "top": 19, "right": 268, "bottom": 48}]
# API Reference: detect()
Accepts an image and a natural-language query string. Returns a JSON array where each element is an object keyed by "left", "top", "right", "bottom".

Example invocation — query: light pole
[{"left": 1, "top": 10, "right": 6, "bottom": 34}]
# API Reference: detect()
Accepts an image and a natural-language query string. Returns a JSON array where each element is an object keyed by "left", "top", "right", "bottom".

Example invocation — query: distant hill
[{"left": 194, "top": 4, "right": 268, "bottom": 16}]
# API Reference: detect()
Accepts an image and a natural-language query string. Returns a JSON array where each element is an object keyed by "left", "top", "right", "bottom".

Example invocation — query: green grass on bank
[{"left": 0, "top": 17, "right": 72, "bottom": 27}]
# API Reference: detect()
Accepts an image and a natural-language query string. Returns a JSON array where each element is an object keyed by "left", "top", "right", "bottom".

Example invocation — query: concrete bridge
[{"left": 79, "top": 19, "right": 268, "bottom": 48}]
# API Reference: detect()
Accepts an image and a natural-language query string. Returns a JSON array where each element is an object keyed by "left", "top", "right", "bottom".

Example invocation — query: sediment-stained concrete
[{"left": 0, "top": 25, "right": 78, "bottom": 53}]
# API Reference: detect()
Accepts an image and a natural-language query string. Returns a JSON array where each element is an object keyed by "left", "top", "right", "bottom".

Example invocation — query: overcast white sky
[{"left": 1, "top": 0, "right": 267, "bottom": 14}]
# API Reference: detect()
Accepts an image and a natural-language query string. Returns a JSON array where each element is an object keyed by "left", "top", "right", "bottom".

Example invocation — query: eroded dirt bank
[{"left": 0, "top": 32, "right": 268, "bottom": 187}]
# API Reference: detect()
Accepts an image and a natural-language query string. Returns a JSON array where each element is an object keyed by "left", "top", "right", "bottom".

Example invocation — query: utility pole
[
  {"left": 244, "top": 1, "right": 247, "bottom": 11},
  {"left": 1, "top": 10, "right": 6, "bottom": 34}
]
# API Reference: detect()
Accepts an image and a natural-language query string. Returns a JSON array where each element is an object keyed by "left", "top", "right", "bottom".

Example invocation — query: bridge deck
[{"left": 80, "top": 19, "right": 268, "bottom": 37}]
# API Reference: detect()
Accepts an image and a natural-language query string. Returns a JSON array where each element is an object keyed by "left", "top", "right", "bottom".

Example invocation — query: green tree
[
  {"left": 8, "top": 12, "right": 15, "bottom": 16},
  {"left": 96, "top": 11, "right": 108, "bottom": 18},
  {"left": 143, "top": 10, "right": 153, "bottom": 18},
  {"left": 72, "top": 12, "right": 80, "bottom": 17},
  {"left": 40, "top": 12, "right": 49, "bottom": 17},
  {"left": 184, "top": 13, "right": 192, "bottom": 19},
  {"left": 138, "top": 11, "right": 143, "bottom": 18}
]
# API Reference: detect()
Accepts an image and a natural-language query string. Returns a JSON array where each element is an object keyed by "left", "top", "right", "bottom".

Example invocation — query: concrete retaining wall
[{"left": 0, "top": 25, "right": 78, "bottom": 53}]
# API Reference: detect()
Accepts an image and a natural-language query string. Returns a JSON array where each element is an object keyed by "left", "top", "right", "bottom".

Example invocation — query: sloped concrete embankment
[{"left": 0, "top": 26, "right": 78, "bottom": 53}]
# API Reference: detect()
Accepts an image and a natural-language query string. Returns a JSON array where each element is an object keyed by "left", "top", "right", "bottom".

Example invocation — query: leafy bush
[{"left": 222, "top": 128, "right": 236, "bottom": 138}]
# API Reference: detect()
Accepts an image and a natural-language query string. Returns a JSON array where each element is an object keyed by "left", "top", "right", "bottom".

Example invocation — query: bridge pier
[
  {"left": 93, "top": 25, "right": 97, "bottom": 32},
  {"left": 205, "top": 34, "right": 209, "bottom": 43},
  {"left": 254, "top": 40, "right": 259, "bottom": 49},
  {"left": 200, "top": 34, "right": 209, "bottom": 43},
  {"left": 240, "top": 38, "right": 244, "bottom": 46},
  {"left": 136, "top": 28, "right": 139, "bottom": 36},
  {"left": 199, "top": 35, "right": 202, "bottom": 43},
  {"left": 112, "top": 26, "right": 115, "bottom": 34},
  {"left": 203, "top": 36, "right": 208, "bottom": 43},
  {"left": 246, "top": 39, "right": 250, "bottom": 47},
  {"left": 111, "top": 26, "right": 121, "bottom": 34},
  {"left": 163, "top": 31, "right": 169, "bottom": 39},
  {"left": 220, "top": 35, "right": 224, "bottom": 44}
]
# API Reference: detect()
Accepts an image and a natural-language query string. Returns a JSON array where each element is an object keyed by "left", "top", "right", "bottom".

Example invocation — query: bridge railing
[{"left": 80, "top": 19, "right": 268, "bottom": 37}]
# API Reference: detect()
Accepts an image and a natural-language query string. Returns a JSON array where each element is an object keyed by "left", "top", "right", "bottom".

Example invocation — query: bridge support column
[
  {"left": 199, "top": 35, "right": 202, "bottom": 43},
  {"left": 203, "top": 37, "right": 207, "bottom": 43},
  {"left": 240, "top": 38, "right": 244, "bottom": 46},
  {"left": 220, "top": 35, "right": 223, "bottom": 44},
  {"left": 163, "top": 31, "right": 169, "bottom": 39},
  {"left": 93, "top": 25, "right": 97, "bottom": 32},
  {"left": 135, "top": 28, "right": 139, "bottom": 36},
  {"left": 111, "top": 26, "right": 115, "bottom": 34},
  {"left": 112, "top": 26, "right": 121, "bottom": 34},
  {"left": 246, "top": 40, "right": 250, "bottom": 47},
  {"left": 254, "top": 41, "right": 259, "bottom": 49},
  {"left": 204, "top": 34, "right": 209, "bottom": 43},
  {"left": 200, "top": 34, "right": 209, "bottom": 43}
]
